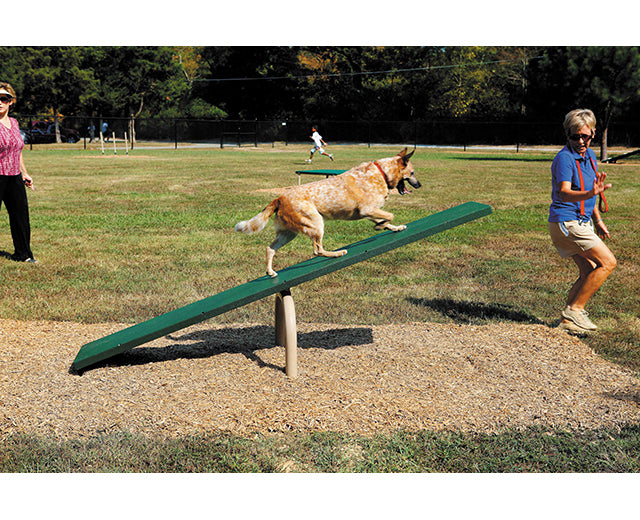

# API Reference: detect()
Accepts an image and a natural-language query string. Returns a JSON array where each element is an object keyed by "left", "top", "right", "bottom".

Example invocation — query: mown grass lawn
[{"left": 1, "top": 143, "right": 639, "bottom": 477}]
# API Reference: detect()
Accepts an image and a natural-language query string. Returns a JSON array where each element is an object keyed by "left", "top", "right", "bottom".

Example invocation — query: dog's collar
[{"left": 374, "top": 161, "right": 392, "bottom": 189}]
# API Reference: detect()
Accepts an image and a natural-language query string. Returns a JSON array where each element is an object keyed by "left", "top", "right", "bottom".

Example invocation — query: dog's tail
[{"left": 235, "top": 199, "right": 279, "bottom": 234}]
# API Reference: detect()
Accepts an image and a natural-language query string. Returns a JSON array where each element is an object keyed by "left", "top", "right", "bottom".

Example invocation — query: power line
[{"left": 192, "top": 56, "right": 543, "bottom": 83}]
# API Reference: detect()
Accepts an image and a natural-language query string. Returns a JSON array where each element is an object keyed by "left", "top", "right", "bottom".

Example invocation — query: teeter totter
[
  {"left": 71, "top": 202, "right": 492, "bottom": 377},
  {"left": 601, "top": 148, "right": 640, "bottom": 163},
  {"left": 294, "top": 169, "right": 346, "bottom": 184}
]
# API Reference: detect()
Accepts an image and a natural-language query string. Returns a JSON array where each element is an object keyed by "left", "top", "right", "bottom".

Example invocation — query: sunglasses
[
  {"left": 0, "top": 95, "right": 12, "bottom": 103},
  {"left": 569, "top": 133, "right": 593, "bottom": 142}
]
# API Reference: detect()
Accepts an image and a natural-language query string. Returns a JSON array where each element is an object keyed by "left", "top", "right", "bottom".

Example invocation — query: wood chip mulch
[{"left": 1, "top": 318, "right": 639, "bottom": 440}]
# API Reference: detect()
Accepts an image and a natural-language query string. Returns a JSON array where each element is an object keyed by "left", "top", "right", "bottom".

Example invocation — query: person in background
[
  {"left": 548, "top": 108, "right": 615, "bottom": 332},
  {"left": 306, "top": 125, "right": 334, "bottom": 163},
  {"left": 0, "top": 82, "right": 36, "bottom": 263}
]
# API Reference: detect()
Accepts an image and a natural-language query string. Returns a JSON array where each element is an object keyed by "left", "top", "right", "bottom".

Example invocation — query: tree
[
  {"left": 197, "top": 47, "right": 303, "bottom": 119},
  {"left": 6, "top": 47, "right": 99, "bottom": 142},
  {"left": 528, "top": 47, "right": 640, "bottom": 159}
]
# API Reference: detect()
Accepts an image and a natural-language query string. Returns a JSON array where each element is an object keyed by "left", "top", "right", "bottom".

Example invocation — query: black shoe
[{"left": 11, "top": 254, "right": 37, "bottom": 263}]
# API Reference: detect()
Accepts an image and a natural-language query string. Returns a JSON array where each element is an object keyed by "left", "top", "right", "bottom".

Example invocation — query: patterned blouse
[{"left": 0, "top": 117, "right": 24, "bottom": 176}]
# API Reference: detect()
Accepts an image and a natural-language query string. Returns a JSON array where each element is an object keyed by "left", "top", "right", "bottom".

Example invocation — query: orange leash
[
  {"left": 576, "top": 157, "right": 609, "bottom": 215},
  {"left": 589, "top": 157, "right": 609, "bottom": 213}
]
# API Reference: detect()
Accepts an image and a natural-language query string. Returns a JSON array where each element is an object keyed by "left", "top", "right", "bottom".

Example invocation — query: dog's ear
[
  {"left": 401, "top": 149, "right": 415, "bottom": 165},
  {"left": 397, "top": 147, "right": 408, "bottom": 157}
]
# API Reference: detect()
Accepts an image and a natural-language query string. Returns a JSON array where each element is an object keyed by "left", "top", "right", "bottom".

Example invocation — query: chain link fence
[{"left": 15, "top": 115, "right": 640, "bottom": 150}]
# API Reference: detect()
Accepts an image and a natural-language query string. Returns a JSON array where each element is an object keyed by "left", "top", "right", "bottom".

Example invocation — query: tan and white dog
[{"left": 235, "top": 148, "right": 421, "bottom": 277}]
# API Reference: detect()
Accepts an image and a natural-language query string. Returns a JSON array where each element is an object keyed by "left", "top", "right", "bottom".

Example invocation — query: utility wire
[{"left": 192, "top": 56, "right": 543, "bottom": 83}]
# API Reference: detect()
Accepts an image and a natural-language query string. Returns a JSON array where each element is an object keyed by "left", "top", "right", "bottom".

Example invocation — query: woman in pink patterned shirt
[{"left": 0, "top": 82, "right": 36, "bottom": 263}]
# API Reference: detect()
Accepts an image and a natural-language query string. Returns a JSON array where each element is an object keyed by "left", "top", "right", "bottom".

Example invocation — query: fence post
[
  {"left": 174, "top": 119, "right": 178, "bottom": 150},
  {"left": 463, "top": 123, "right": 467, "bottom": 152}
]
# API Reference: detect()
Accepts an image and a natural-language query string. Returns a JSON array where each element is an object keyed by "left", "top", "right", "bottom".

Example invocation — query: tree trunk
[
  {"left": 600, "top": 99, "right": 612, "bottom": 162},
  {"left": 601, "top": 126, "right": 609, "bottom": 162},
  {"left": 129, "top": 114, "right": 136, "bottom": 146}
]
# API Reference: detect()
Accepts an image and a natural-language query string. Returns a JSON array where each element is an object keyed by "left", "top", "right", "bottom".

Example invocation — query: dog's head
[{"left": 392, "top": 148, "right": 421, "bottom": 195}]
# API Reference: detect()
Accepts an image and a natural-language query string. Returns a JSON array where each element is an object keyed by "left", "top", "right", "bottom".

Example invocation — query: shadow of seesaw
[{"left": 86, "top": 325, "right": 374, "bottom": 372}]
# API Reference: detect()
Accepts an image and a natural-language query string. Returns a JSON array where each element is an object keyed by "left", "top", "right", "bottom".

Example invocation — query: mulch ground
[{"left": 1, "top": 318, "right": 639, "bottom": 440}]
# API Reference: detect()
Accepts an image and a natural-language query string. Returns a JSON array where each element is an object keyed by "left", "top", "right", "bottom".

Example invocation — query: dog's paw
[
  {"left": 337, "top": 249, "right": 347, "bottom": 256},
  {"left": 383, "top": 224, "right": 407, "bottom": 232},
  {"left": 267, "top": 270, "right": 278, "bottom": 278}
]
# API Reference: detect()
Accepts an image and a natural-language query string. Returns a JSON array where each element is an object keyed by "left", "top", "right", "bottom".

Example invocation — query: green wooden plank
[
  {"left": 602, "top": 148, "right": 640, "bottom": 163},
  {"left": 71, "top": 202, "right": 491, "bottom": 371},
  {"left": 295, "top": 169, "right": 346, "bottom": 175}
]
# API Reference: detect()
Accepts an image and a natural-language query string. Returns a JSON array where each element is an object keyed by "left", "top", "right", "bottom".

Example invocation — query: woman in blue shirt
[{"left": 548, "top": 109, "right": 616, "bottom": 332}]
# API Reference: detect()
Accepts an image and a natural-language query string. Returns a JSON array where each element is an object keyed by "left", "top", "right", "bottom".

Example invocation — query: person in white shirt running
[{"left": 306, "top": 126, "right": 334, "bottom": 163}]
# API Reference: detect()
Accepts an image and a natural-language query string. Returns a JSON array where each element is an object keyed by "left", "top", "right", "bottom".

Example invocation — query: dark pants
[{"left": 0, "top": 174, "right": 33, "bottom": 261}]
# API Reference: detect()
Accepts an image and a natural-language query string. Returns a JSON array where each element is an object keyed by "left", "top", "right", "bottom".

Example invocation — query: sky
[{"left": 9, "top": 1, "right": 637, "bottom": 46}]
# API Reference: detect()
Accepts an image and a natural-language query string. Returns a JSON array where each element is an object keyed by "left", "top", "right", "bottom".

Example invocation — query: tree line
[{"left": 2, "top": 46, "right": 640, "bottom": 155}]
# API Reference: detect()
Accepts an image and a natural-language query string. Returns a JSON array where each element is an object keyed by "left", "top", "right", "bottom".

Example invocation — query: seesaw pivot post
[{"left": 275, "top": 289, "right": 297, "bottom": 378}]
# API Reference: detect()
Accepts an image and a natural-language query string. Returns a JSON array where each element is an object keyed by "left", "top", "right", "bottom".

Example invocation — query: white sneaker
[
  {"left": 561, "top": 306, "right": 598, "bottom": 330},
  {"left": 557, "top": 320, "right": 590, "bottom": 336},
  {"left": 329, "top": 154, "right": 334, "bottom": 161},
  {"left": 305, "top": 159, "right": 312, "bottom": 163}
]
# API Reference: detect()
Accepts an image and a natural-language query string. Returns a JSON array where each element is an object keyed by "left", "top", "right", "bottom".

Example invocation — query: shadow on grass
[
  {"left": 451, "top": 156, "right": 551, "bottom": 163},
  {"left": 95, "top": 325, "right": 373, "bottom": 373},
  {"left": 407, "top": 297, "right": 545, "bottom": 325}
]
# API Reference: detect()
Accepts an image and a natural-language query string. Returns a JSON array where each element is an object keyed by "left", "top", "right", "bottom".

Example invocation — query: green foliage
[
  {"left": 529, "top": 46, "right": 640, "bottom": 123},
  {"left": 4, "top": 46, "right": 640, "bottom": 124}
]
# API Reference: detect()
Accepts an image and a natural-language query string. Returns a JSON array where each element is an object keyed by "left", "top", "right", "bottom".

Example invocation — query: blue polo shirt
[{"left": 549, "top": 145, "right": 598, "bottom": 223}]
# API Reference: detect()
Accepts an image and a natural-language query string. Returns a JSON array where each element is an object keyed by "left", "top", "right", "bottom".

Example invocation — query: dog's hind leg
[
  {"left": 309, "top": 231, "right": 348, "bottom": 259},
  {"left": 364, "top": 208, "right": 407, "bottom": 232},
  {"left": 267, "top": 229, "right": 297, "bottom": 278},
  {"left": 299, "top": 212, "right": 347, "bottom": 259}
]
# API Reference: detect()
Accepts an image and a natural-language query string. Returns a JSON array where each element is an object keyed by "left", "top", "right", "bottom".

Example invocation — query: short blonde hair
[{"left": 563, "top": 108, "right": 596, "bottom": 137}]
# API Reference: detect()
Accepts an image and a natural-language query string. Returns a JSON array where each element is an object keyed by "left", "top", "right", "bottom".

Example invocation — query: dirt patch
[
  {"left": 255, "top": 186, "right": 294, "bottom": 196},
  {"left": 1, "top": 319, "right": 638, "bottom": 439},
  {"left": 77, "top": 155, "right": 157, "bottom": 159}
]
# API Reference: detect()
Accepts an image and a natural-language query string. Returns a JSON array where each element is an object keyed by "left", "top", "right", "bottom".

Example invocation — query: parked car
[{"left": 22, "top": 120, "right": 80, "bottom": 144}]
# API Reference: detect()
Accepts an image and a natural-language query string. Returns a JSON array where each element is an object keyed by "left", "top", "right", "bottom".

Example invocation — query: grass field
[{"left": 1, "top": 143, "right": 639, "bottom": 477}]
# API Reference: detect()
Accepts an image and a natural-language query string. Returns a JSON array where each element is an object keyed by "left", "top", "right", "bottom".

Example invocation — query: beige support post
[
  {"left": 113, "top": 132, "right": 117, "bottom": 155},
  {"left": 275, "top": 289, "right": 297, "bottom": 378}
]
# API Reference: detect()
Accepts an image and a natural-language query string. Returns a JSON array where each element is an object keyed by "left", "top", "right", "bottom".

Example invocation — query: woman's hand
[
  {"left": 594, "top": 218, "right": 610, "bottom": 239},
  {"left": 591, "top": 171, "right": 611, "bottom": 197},
  {"left": 22, "top": 172, "right": 34, "bottom": 190}
]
